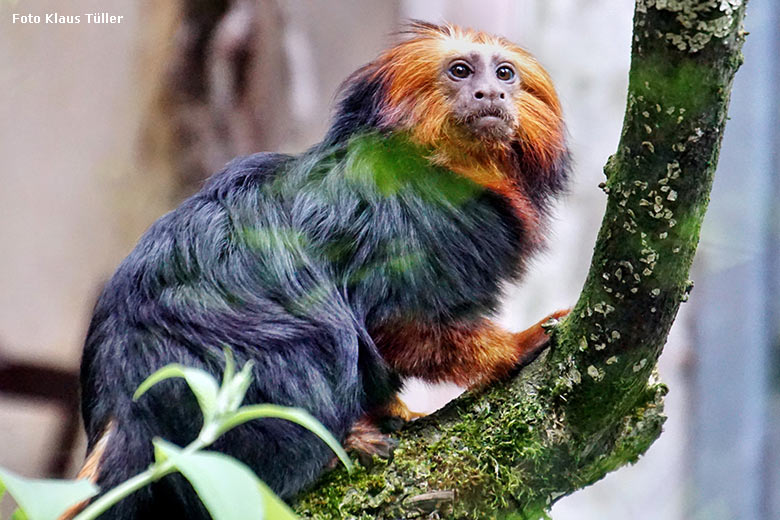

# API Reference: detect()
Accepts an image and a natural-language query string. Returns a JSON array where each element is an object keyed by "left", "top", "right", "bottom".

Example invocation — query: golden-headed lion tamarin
[{"left": 77, "top": 21, "right": 569, "bottom": 517}]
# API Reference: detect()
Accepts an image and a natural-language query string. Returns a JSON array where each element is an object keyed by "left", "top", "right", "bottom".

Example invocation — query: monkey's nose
[{"left": 473, "top": 89, "right": 505, "bottom": 101}]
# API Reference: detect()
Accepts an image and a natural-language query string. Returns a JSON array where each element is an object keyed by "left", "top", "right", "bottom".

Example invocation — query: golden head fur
[{"left": 360, "top": 21, "right": 566, "bottom": 187}]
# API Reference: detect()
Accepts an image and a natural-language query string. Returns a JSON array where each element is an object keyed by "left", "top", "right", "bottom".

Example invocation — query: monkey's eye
[
  {"left": 496, "top": 65, "right": 516, "bottom": 81},
  {"left": 448, "top": 62, "right": 472, "bottom": 79}
]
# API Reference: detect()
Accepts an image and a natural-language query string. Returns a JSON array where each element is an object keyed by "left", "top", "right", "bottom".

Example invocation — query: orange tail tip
[{"left": 58, "top": 421, "right": 114, "bottom": 520}]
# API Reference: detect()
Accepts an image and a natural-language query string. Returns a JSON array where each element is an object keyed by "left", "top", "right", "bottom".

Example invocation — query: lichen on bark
[
  {"left": 636, "top": 0, "right": 745, "bottom": 51},
  {"left": 295, "top": 1, "right": 749, "bottom": 518}
]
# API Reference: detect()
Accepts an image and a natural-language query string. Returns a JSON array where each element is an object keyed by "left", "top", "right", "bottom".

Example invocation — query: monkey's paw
[
  {"left": 372, "top": 394, "right": 427, "bottom": 433},
  {"left": 515, "top": 308, "right": 571, "bottom": 367},
  {"left": 343, "top": 417, "right": 399, "bottom": 468}
]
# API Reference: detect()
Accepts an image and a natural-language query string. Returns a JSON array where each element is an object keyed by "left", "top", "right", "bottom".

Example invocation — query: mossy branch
[{"left": 296, "top": 1, "right": 748, "bottom": 518}]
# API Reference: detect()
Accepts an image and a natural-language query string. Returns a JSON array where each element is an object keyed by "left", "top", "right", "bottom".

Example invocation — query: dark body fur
[{"left": 79, "top": 28, "right": 568, "bottom": 519}]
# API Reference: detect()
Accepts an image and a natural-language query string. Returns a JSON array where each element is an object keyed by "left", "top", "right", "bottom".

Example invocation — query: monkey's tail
[
  {"left": 59, "top": 421, "right": 115, "bottom": 520},
  {"left": 59, "top": 417, "right": 202, "bottom": 520}
]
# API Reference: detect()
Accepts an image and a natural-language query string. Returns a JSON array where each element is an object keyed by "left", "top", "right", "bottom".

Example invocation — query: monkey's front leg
[
  {"left": 374, "top": 309, "right": 569, "bottom": 389},
  {"left": 344, "top": 310, "right": 568, "bottom": 463}
]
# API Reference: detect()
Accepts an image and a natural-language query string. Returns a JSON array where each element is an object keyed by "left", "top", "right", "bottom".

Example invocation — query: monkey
[{"left": 75, "top": 21, "right": 570, "bottom": 518}]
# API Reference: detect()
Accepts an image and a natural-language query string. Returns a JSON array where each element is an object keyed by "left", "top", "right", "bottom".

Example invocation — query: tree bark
[{"left": 295, "top": 1, "right": 749, "bottom": 518}]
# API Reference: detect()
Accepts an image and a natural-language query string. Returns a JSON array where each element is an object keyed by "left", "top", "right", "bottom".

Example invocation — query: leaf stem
[{"left": 73, "top": 438, "right": 208, "bottom": 520}]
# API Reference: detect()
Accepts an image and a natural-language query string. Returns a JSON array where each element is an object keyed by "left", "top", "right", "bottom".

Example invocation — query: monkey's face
[
  {"left": 373, "top": 23, "right": 563, "bottom": 167},
  {"left": 439, "top": 49, "right": 520, "bottom": 142}
]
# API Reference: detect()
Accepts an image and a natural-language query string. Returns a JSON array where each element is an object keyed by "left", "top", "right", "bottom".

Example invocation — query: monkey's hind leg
[{"left": 343, "top": 417, "right": 399, "bottom": 468}]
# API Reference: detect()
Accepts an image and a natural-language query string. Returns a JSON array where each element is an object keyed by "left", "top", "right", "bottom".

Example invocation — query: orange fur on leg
[
  {"left": 372, "top": 393, "right": 426, "bottom": 423},
  {"left": 373, "top": 310, "right": 569, "bottom": 389},
  {"left": 366, "top": 393, "right": 427, "bottom": 434}
]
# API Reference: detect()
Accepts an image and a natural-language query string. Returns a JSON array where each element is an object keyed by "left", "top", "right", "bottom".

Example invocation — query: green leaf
[
  {"left": 217, "top": 405, "right": 352, "bottom": 472},
  {"left": 153, "top": 440, "right": 266, "bottom": 520},
  {"left": 133, "top": 364, "right": 219, "bottom": 422},
  {"left": 220, "top": 361, "right": 254, "bottom": 413},
  {"left": 221, "top": 347, "right": 236, "bottom": 387},
  {"left": 256, "top": 479, "right": 298, "bottom": 519},
  {"left": 11, "top": 508, "right": 29, "bottom": 520},
  {"left": 153, "top": 439, "right": 170, "bottom": 465},
  {"left": 0, "top": 468, "right": 98, "bottom": 520}
]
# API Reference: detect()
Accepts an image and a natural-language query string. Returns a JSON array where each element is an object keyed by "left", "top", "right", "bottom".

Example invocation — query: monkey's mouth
[{"left": 463, "top": 108, "right": 513, "bottom": 138}]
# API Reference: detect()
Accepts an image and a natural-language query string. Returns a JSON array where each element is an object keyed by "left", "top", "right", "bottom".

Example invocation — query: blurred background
[{"left": 0, "top": 1, "right": 777, "bottom": 518}]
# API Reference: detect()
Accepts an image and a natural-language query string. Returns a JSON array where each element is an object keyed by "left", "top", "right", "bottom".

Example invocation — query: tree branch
[{"left": 296, "top": 1, "right": 749, "bottom": 517}]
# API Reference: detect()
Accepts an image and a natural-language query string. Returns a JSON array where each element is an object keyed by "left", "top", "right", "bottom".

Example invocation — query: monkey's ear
[{"left": 399, "top": 19, "right": 449, "bottom": 38}]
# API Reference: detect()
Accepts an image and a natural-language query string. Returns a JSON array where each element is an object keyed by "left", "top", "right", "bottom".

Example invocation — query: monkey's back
[{"left": 80, "top": 133, "right": 530, "bottom": 517}]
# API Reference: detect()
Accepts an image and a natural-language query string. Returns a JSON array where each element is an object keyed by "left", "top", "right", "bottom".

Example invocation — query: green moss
[
  {"left": 296, "top": 347, "right": 668, "bottom": 519},
  {"left": 629, "top": 59, "right": 718, "bottom": 117}
]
